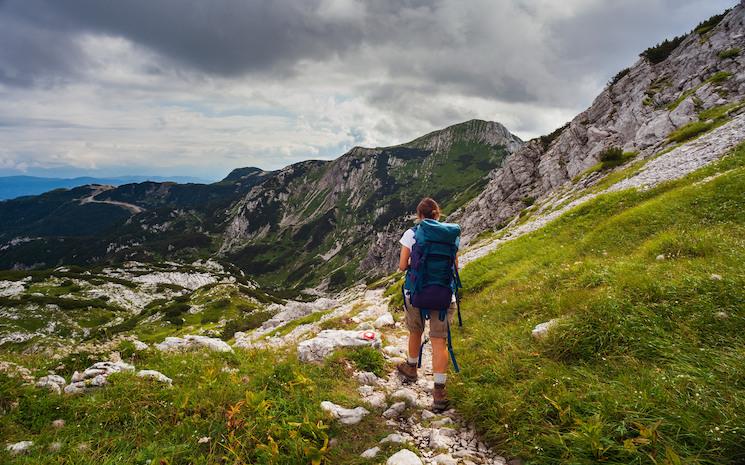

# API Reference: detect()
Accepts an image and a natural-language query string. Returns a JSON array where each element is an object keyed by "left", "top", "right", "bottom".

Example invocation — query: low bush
[
  {"left": 641, "top": 35, "right": 687, "bottom": 64},
  {"left": 607, "top": 67, "right": 630, "bottom": 88},
  {"left": 694, "top": 10, "right": 729, "bottom": 36},
  {"left": 718, "top": 47, "right": 741, "bottom": 59}
]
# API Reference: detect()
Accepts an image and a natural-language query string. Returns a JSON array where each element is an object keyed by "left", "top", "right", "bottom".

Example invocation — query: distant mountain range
[
  {"left": 0, "top": 175, "right": 212, "bottom": 200},
  {"left": 0, "top": 120, "right": 523, "bottom": 290}
]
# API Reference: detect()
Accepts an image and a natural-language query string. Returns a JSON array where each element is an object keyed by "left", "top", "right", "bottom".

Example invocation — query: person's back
[{"left": 397, "top": 197, "right": 461, "bottom": 412}]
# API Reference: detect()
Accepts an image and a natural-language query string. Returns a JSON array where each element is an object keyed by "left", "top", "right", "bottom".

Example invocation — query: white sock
[
  {"left": 434, "top": 373, "right": 447, "bottom": 385},
  {"left": 407, "top": 356, "right": 418, "bottom": 365}
]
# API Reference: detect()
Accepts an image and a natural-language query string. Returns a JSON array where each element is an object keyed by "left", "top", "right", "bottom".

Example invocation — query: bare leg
[
  {"left": 431, "top": 337, "right": 448, "bottom": 374},
  {"left": 408, "top": 332, "right": 422, "bottom": 360}
]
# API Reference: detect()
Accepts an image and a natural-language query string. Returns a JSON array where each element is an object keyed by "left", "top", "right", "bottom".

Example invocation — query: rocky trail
[{"left": 247, "top": 288, "right": 510, "bottom": 465}]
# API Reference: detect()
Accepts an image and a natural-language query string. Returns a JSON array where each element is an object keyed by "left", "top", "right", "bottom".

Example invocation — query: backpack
[{"left": 402, "top": 219, "right": 463, "bottom": 371}]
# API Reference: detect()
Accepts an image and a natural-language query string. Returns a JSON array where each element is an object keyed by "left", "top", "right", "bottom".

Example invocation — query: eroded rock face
[
  {"left": 452, "top": 5, "right": 745, "bottom": 243},
  {"left": 297, "top": 329, "right": 381, "bottom": 362}
]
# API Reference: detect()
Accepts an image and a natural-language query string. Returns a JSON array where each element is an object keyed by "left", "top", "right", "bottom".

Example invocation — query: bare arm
[{"left": 398, "top": 246, "right": 411, "bottom": 272}]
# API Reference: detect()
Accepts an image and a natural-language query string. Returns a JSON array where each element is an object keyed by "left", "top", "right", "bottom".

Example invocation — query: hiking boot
[
  {"left": 396, "top": 361, "right": 418, "bottom": 383},
  {"left": 432, "top": 383, "right": 449, "bottom": 412}
]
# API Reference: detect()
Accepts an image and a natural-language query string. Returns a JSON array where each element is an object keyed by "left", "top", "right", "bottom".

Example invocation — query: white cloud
[{"left": 0, "top": 0, "right": 736, "bottom": 179}]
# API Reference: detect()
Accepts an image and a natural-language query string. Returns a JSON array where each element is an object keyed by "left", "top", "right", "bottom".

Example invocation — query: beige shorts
[{"left": 404, "top": 296, "right": 456, "bottom": 339}]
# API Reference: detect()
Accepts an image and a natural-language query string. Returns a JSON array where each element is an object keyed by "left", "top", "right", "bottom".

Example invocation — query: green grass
[
  {"left": 717, "top": 48, "right": 741, "bottom": 60},
  {"left": 444, "top": 143, "right": 745, "bottom": 464},
  {"left": 667, "top": 120, "right": 718, "bottom": 143},
  {"left": 666, "top": 100, "right": 742, "bottom": 144},
  {"left": 332, "top": 346, "right": 388, "bottom": 378},
  {"left": 707, "top": 71, "right": 733, "bottom": 85},
  {"left": 0, "top": 346, "right": 392, "bottom": 464}
]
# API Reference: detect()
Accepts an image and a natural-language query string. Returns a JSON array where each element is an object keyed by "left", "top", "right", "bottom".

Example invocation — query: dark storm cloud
[
  {"left": 0, "top": 0, "right": 739, "bottom": 179},
  {"left": 0, "top": 0, "right": 736, "bottom": 99}
]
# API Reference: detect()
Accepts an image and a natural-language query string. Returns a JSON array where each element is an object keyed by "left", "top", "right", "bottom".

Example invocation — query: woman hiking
[{"left": 396, "top": 197, "right": 461, "bottom": 413}]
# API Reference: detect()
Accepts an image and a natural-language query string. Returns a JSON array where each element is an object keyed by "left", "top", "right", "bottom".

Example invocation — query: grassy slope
[
  {"left": 450, "top": 143, "right": 745, "bottom": 463},
  {"left": 0, "top": 346, "right": 397, "bottom": 464}
]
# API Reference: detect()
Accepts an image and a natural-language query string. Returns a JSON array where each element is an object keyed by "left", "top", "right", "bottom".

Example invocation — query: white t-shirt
[{"left": 399, "top": 227, "right": 461, "bottom": 251}]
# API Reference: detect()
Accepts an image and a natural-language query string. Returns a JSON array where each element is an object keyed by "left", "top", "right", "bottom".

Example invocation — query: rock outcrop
[
  {"left": 155, "top": 335, "right": 233, "bottom": 353},
  {"left": 297, "top": 329, "right": 381, "bottom": 363},
  {"left": 452, "top": 5, "right": 745, "bottom": 242}
]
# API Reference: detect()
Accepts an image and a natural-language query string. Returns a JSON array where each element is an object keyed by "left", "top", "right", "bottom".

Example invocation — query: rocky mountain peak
[{"left": 405, "top": 119, "right": 524, "bottom": 154}]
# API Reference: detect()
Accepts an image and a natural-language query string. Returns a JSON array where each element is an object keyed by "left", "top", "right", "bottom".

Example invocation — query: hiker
[{"left": 396, "top": 197, "right": 461, "bottom": 412}]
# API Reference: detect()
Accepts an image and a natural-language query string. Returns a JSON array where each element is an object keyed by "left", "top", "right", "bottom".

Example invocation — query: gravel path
[{"left": 367, "top": 327, "right": 509, "bottom": 465}]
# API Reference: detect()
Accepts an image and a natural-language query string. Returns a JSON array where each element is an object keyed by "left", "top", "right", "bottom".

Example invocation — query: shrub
[
  {"left": 345, "top": 347, "right": 387, "bottom": 377},
  {"left": 718, "top": 47, "right": 741, "bottom": 60},
  {"left": 598, "top": 147, "right": 623, "bottom": 169},
  {"left": 708, "top": 71, "right": 733, "bottom": 84},
  {"left": 694, "top": 10, "right": 729, "bottom": 36},
  {"left": 607, "top": 68, "right": 630, "bottom": 88},
  {"left": 539, "top": 123, "right": 570, "bottom": 151},
  {"left": 599, "top": 147, "right": 623, "bottom": 163},
  {"left": 641, "top": 35, "right": 687, "bottom": 64}
]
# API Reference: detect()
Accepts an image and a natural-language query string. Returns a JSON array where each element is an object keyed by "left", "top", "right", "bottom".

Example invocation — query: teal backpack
[{"left": 402, "top": 219, "right": 463, "bottom": 371}]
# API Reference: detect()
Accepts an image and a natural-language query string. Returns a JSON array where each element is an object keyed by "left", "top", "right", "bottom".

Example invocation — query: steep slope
[
  {"left": 447, "top": 142, "right": 745, "bottom": 464},
  {"left": 452, "top": 5, "right": 745, "bottom": 242},
  {"left": 220, "top": 119, "right": 522, "bottom": 289}
]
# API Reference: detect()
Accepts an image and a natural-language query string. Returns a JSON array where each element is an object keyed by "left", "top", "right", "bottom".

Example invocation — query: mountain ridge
[
  {"left": 0, "top": 118, "right": 524, "bottom": 290},
  {"left": 452, "top": 3, "right": 745, "bottom": 242}
]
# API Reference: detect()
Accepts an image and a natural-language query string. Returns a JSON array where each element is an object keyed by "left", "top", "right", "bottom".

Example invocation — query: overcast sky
[{"left": 0, "top": 0, "right": 735, "bottom": 180}]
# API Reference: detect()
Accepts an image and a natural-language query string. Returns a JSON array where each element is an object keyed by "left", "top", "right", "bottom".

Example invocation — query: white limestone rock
[
  {"left": 320, "top": 401, "right": 369, "bottom": 425},
  {"left": 361, "top": 446, "right": 381, "bottom": 458},
  {"left": 382, "top": 401, "right": 407, "bottom": 419},
  {"left": 373, "top": 312, "right": 395, "bottom": 328},
  {"left": 155, "top": 335, "right": 233, "bottom": 353},
  {"left": 36, "top": 375, "right": 66, "bottom": 394},
  {"left": 531, "top": 319, "right": 560, "bottom": 339},
  {"left": 137, "top": 369, "right": 173, "bottom": 385},
  {"left": 429, "top": 428, "right": 453, "bottom": 450},
  {"left": 391, "top": 388, "right": 418, "bottom": 407},
  {"left": 380, "top": 433, "right": 408, "bottom": 444},
  {"left": 383, "top": 345, "right": 404, "bottom": 357},
  {"left": 386, "top": 449, "right": 423, "bottom": 465},
  {"left": 298, "top": 330, "right": 381, "bottom": 363},
  {"left": 363, "top": 392, "right": 387, "bottom": 410},
  {"left": 6, "top": 440, "right": 33, "bottom": 455},
  {"left": 356, "top": 371, "right": 379, "bottom": 385}
]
